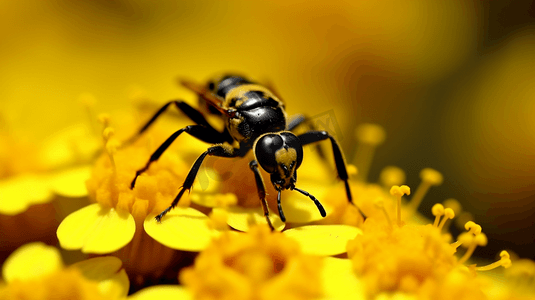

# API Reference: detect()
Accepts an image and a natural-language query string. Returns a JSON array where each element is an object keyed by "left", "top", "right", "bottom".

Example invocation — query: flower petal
[
  {"left": 72, "top": 256, "right": 129, "bottom": 298},
  {"left": 2, "top": 242, "right": 63, "bottom": 283},
  {"left": 216, "top": 206, "right": 285, "bottom": 232},
  {"left": 144, "top": 207, "right": 219, "bottom": 251},
  {"left": 0, "top": 175, "right": 53, "bottom": 215},
  {"left": 320, "top": 257, "right": 366, "bottom": 300},
  {"left": 57, "top": 203, "right": 136, "bottom": 254},
  {"left": 190, "top": 192, "right": 237, "bottom": 208},
  {"left": 47, "top": 165, "right": 91, "bottom": 198},
  {"left": 283, "top": 225, "right": 362, "bottom": 256},
  {"left": 130, "top": 285, "right": 193, "bottom": 300}
]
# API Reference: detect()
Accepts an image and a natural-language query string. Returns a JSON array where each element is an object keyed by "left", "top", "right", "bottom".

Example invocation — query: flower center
[
  {"left": 86, "top": 128, "right": 190, "bottom": 221},
  {"left": 180, "top": 225, "right": 322, "bottom": 300}
]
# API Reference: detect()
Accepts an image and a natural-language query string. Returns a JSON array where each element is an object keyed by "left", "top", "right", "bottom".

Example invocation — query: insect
[{"left": 129, "top": 74, "right": 360, "bottom": 230}]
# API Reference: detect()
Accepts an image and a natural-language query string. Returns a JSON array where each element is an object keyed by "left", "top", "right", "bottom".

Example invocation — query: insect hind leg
[
  {"left": 287, "top": 114, "right": 326, "bottom": 159},
  {"left": 125, "top": 100, "right": 232, "bottom": 146}
]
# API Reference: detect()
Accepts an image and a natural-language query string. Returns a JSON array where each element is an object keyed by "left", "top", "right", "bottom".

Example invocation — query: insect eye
[{"left": 255, "top": 134, "right": 283, "bottom": 173}]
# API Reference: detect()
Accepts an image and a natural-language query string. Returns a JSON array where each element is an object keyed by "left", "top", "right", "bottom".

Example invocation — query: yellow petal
[
  {"left": 2, "top": 242, "right": 63, "bottom": 283},
  {"left": 130, "top": 285, "right": 193, "bottom": 300},
  {"left": 57, "top": 203, "right": 136, "bottom": 254},
  {"left": 216, "top": 206, "right": 285, "bottom": 232},
  {"left": 98, "top": 269, "right": 129, "bottom": 299},
  {"left": 190, "top": 192, "right": 237, "bottom": 208},
  {"left": 320, "top": 257, "right": 366, "bottom": 300},
  {"left": 0, "top": 174, "right": 53, "bottom": 215},
  {"left": 47, "top": 165, "right": 91, "bottom": 198},
  {"left": 72, "top": 256, "right": 129, "bottom": 298},
  {"left": 144, "top": 207, "right": 219, "bottom": 252},
  {"left": 283, "top": 225, "right": 362, "bottom": 256}
]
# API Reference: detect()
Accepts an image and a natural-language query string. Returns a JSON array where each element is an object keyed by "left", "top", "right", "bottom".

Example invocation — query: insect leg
[
  {"left": 287, "top": 114, "right": 326, "bottom": 159},
  {"left": 156, "top": 144, "right": 241, "bottom": 222},
  {"left": 287, "top": 114, "right": 306, "bottom": 131},
  {"left": 297, "top": 131, "right": 364, "bottom": 216},
  {"left": 130, "top": 125, "right": 229, "bottom": 188},
  {"left": 249, "top": 160, "right": 276, "bottom": 230},
  {"left": 125, "top": 100, "right": 232, "bottom": 146}
]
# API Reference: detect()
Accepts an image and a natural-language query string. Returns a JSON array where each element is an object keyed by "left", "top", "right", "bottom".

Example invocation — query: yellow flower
[
  {"left": 57, "top": 118, "right": 224, "bottom": 281},
  {"left": 0, "top": 242, "right": 129, "bottom": 300},
  {"left": 347, "top": 218, "right": 456, "bottom": 296},
  {"left": 0, "top": 98, "right": 100, "bottom": 217},
  {"left": 180, "top": 225, "right": 323, "bottom": 300},
  {"left": 346, "top": 197, "right": 513, "bottom": 298},
  {"left": 0, "top": 111, "right": 94, "bottom": 262}
]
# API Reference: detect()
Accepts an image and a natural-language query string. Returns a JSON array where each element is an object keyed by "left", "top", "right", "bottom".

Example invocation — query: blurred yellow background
[{"left": 1, "top": 0, "right": 534, "bottom": 259}]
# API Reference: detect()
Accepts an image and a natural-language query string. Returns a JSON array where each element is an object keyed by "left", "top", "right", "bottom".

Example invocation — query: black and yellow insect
[{"left": 129, "top": 74, "right": 359, "bottom": 230}]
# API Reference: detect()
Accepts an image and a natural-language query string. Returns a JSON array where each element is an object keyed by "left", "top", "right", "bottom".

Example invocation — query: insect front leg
[
  {"left": 297, "top": 130, "right": 366, "bottom": 219},
  {"left": 130, "top": 125, "right": 230, "bottom": 189},
  {"left": 156, "top": 144, "right": 242, "bottom": 222},
  {"left": 249, "top": 160, "right": 276, "bottom": 230}
]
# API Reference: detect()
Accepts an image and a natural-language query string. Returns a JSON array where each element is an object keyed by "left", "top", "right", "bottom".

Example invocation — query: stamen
[
  {"left": 98, "top": 115, "right": 119, "bottom": 174},
  {"left": 442, "top": 198, "right": 462, "bottom": 231},
  {"left": 390, "top": 185, "right": 411, "bottom": 227},
  {"left": 98, "top": 113, "right": 111, "bottom": 130},
  {"left": 406, "top": 168, "right": 443, "bottom": 215},
  {"left": 374, "top": 197, "right": 392, "bottom": 228},
  {"left": 443, "top": 198, "right": 462, "bottom": 216},
  {"left": 102, "top": 127, "right": 117, "bottom": 173},
  {"left": 379, "top": 166, "right": 406, "bottom": 190},
  {"left": 464, "top": 221, "right": 482, "bottom": 235},
  {"left": 78, "top": 93, "right": 98, "bottom": 136},
  {"left": 347, "top": 164, "right": 358, "bottom": 177},
  {"left": 458, "top": 233, "right": 487, "bottom": 265},
  {"left": 438, "top": 208, "right": 455, "bottom": 231},
  {"left": 450, "top": 240, "right": 462, "bottom": 250},
  {"left": 353, "top": 124, "right": 386, "bottom": 182},
  {"left": 476, "top": 250, "right": 512, "bottom": 271},
  {"left": 432, "top": 203, "right": 445, "bottom": 227}
]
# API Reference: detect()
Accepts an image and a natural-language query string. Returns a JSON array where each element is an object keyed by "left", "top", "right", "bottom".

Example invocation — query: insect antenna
[{"left": 291, "top": 186, "right": 326, "bottom": 218}]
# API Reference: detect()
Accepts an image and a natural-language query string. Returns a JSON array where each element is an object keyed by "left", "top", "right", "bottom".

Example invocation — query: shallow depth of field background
[{"left": 1, "top": 1, "right": 534, "bottom": 259}]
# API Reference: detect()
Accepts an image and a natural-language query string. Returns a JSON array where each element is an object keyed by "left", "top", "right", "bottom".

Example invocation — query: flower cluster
[{"left": 1, "top": 99, "right": 533, "bottom": 300}]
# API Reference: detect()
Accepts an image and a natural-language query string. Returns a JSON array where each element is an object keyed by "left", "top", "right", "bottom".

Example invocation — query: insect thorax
[{"left": 224, "top": 84, "right": 286, "bottom": 144}]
